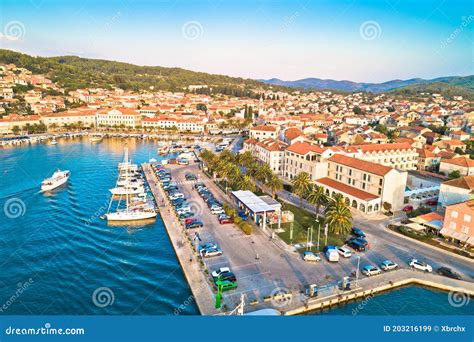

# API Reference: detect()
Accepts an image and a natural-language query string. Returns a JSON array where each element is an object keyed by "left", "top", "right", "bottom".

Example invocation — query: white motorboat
[
  {"left": 116, "top": 178, "right": 144, "bottom": 187},
  {"left": 50, "top": 138, "right": 58, "bottom": 145},
  {"left": 41, "top": 170, "right": 70, "bottom": 192}
]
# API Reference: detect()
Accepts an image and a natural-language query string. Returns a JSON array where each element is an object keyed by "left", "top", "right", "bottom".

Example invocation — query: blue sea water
[{"left": 0, "top": 138, "right": 198, "bottom": 315}]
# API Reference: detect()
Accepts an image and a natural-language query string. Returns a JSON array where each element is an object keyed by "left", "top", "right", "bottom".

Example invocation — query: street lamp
[
  {"left": 316, "top": 217, "right": 321, "bottom": 251},
  {"left": 355, "top": 255, "right": 361, "bottom": 287}
]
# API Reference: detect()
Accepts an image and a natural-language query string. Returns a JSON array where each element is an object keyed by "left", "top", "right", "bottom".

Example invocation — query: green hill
[
  {"left": 390, "top": 81, "right": 474, "bottom": 100},
  {"left": 0, "top": 49, "right": 283, "bottom": 95}
]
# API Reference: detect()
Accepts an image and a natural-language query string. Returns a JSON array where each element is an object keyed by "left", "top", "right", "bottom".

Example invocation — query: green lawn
[{"left": 272, "top": 202, "right": 346, "bottom": 251}]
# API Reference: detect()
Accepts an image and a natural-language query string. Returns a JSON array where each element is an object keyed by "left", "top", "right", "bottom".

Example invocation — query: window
[
  {"left": 378, "top": 188, "right": 382, "bottom": 195},
  {"left": 379, "top": 179, "right": 383, "bottom": 186},
  {"left": 464, "top": 214, "right": 471, "bottom": 223},
  {"left": 462, "top": 226, "right": 469, "bottom": 234},
  {"left": 451, "top": 211, "right": 458, "bottom": 218},
  {"left": 449, "top": 222, "right": 456, "bottom": 229}
]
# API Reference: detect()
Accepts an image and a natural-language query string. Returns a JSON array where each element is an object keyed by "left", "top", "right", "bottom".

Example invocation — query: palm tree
[
  {"left": 238, "top": 150, "right": 256, "bottom": 169},
  {"left": 306, "top": 185, "right": 328, "bottom": 218},
  {"left": 266, "top": 173, "right": 283, "bottom": 198},
  {"left": 292, "top": 172, "right": 312, "bottom": 206},
  {"left": 325, "top": 195, "right": 352, "bottom": 235},
  {"left": 220, "top": 149, "right": 235, "bottom": 164},
  {"left": 236, "top": 174, "right": 256, "bottom": 192},
  {"left": 254, "top": 162, "right": 272, "bottom": 184}
]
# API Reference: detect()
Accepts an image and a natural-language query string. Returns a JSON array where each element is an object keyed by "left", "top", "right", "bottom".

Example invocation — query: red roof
[
  {"left": 329, "top": 154, "right": 392, "bottom": 176},
  {"left": 316, "top": 177, "right": 379, "bottom": 201}
]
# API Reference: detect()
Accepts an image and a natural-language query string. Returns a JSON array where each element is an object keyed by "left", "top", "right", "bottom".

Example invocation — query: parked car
[
  {"left": 351, "top": 227, "right": 366, "bottom": 238},
  {"left": 362, "top": 265, "right": 382, "bottom": 277},
  {"left": 201, "top": 248, "right": 223, "bottom": 258},
  {"left": 186, "top": 220, "right": 204, "bottom": 229},
  {"left": 303, "top": 251, "right": 321, "bottom": 262},
  {"left": 212, "top": 267, "right": 230, "bottom": 278},
  {"left": 219, "top": 280, "right": 238, "bottom": 291},
  {"left": 437, "top": 266, "right": 462, "bottom": 280},
  {"left": 199, "top": 242, "right": 218, "bottom": 251},
  {"left": 337, "top": 246, "right": 352, "bottom": 258},
  {"left": 409, "top": 258, "right": 432, "bottom": 272},
  {"left": 177, "top": 208, "right": 192, "bottom": 215},
  {"left": 184, "top": 218, "right": 197, "bottom": 225},
  {"left": 169, "top": 193, "right": 185, "bottom": 200},
  {"left": 214, "top": 271, "right": 236, "bottom": 283},
  {"left": 219, "top": 216, "right": 234, "bottom": 224},
  {"left": 179, "top": 212, "right": 194, "bottom": 219},
  {"left": 323, "top": 246, "right": 339, "bottom": 262},
  {"left": 380, "top": 260, "right": 398, "bottom": 271},
  {"left": 403, "top": 205, "right": 414, "bottom": 212},
  {"left": 211, "top": 207, "right": 225, "bottom": 215},
  {"left": 346, "top": 238, "right": 366, "bottom": 252},
  {"left": 426, "top": 200, "right": 438, "bottom": 206},
  {"left": 238, "top": 211, "right": 249, "bottom": 221}
]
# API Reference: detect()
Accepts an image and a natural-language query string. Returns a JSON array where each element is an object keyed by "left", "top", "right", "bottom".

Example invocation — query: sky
[{"left": 0, "top": 0, "right": 472, "bottom": 82}]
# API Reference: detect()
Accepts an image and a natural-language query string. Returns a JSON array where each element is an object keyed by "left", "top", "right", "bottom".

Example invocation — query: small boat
[
  {"left": 89, "top": 134, "right": 103, "bottom": 143},
  {"left": 41, "top": 170, "right": 70, "bottom": 192},
  {"left": 50, "top": 138, "right": 58, "bottom": 145}
]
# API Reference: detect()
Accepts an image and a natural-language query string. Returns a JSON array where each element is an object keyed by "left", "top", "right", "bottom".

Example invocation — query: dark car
[
  {"left": 214, "top": 271, "right": 237, "bottom": 283},
  {"left": 186, "top": 221, "right": 204, "bottom": 229},
  {"left": 351, "top": 227, "right": 366, "bottom": 238},
  {"left": 437, "top": 267, "right": 462, "bottom": 280},
  {"left": 179, "top": 212, "right": 194, "bottom": 219},
  {"left": 347, "top": 239, "right": 366, "bottom": 252}
]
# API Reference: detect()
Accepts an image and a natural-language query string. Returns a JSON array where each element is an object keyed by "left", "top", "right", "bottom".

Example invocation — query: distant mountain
[{"left": 260, "top": 75, "right": 474, "bottom": 94}]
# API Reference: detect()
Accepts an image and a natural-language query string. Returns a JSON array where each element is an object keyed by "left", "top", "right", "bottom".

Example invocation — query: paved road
[
  {"left": 169, "top": 162, "right": 474, "bottom": 312},
  {"left": 276, "top": 189, "right": 474, "bottom": 280}
]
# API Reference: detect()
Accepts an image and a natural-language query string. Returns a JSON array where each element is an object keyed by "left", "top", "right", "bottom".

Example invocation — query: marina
[{"left": 1, "top": 139, "right": 472, "bottom": 316}]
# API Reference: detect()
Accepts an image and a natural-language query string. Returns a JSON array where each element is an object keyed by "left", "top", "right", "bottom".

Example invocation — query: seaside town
[{"left": 1, "top": 61, "right": 473, "bottom": 315}]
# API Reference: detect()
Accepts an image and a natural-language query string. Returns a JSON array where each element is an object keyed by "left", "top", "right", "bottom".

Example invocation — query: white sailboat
[{"left": 105, "top": 147, "right": 157, "bottom": 222}]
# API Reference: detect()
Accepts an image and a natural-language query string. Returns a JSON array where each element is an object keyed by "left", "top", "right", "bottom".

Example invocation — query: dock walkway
[{"left": 142, "top": 163, "right": 219, "bottom": 315}]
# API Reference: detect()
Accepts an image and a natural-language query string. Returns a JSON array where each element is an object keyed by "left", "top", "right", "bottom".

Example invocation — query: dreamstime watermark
[
  {"left": 0, "top": 21, "right": 26, "bottom": 41},
  {"left": 269, "top": 286, "right": 296, "bottom": 308},
  {"left": 448, "top": 290, "right": 470, "bottom": 308},
  {"left": 0, "top": 278, "right": 34, "bottom": 313},
  {"left": 359, "top": 20, "right": 382, "bottom": 41},
  {"left": 187, "top": 199, "right": 204, "bottom": 216},
  {"left": 182, "top": 21, "right": 204, "bottom": 40},
  {"left": 92, "top": 287, "right": 115, "bottom": 308},
  {"left": 5, "top": 323, "right": 85, "bottom": 336},
  {"left": 173, "top": 294, "right": 195, "bottom": 315},
  {"left": 84, "top": 198, "right": 109, "bottom": 226},
  {"left": 3, "top": 198, "right": 26, "bottom": 218},
  {"left": 351, "top": 292, "right": 375, "bottom": 315},
  {"left": 440, "top": 15, "right": 474, "bottom": 50}
]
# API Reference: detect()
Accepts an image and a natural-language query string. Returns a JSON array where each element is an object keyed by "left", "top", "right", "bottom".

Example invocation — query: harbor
[{"left": 141, "top": 159, "right": 474, "bottom": 316}]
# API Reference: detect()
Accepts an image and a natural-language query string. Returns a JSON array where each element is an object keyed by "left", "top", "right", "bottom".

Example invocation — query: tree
[
  {"left": 266, "top": 173, "right": 283, "bottom": 198},
  {"left": 325, "top": 195, "right": 352, "bottom": 235},
  {"left": 254, "top": 163, "right": 272, "bottom": 184},
  {"left": 292, "top": 172, "right": 312, "bottom": 207},
  {"left": 448, "top": 170, "right": 461, "bottom": 180},
  {"left": 236, "top": 174, "right": 256, "bottom": 192},
  {"left": 11, "top": 125, "right": 20, "bottom": 135},
  {"left": 196, "top": 103, "right": 207, "bottom": 112},
  {"left": 306, "top": 185, "right": 328, "bottom": 218},
  {"left": 383, "top": 202, "right": 392, "bottom": 213},
  {"left": 237, "top": 150, "right": 257, "bottom": 169}
]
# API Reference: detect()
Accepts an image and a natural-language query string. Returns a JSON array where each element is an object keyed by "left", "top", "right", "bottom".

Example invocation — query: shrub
[
  {"left": 239, "top": 222, "right": 252, "bottom": 235},
  {"left": 233, "top": 216, "right": 242, "bottom": 225}
]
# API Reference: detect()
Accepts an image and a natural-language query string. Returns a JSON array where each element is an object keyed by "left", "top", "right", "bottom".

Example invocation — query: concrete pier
[{"left": 142, "top": 163, "right": 219, "bottom": 315}]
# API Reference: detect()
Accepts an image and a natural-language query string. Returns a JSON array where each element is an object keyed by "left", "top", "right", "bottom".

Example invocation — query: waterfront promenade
[
  {"left": 142, "top": 163, "right": 219, "bottom": 315},
  {"left": 144, "top": 161, "right": 474, "bottom": 315}
]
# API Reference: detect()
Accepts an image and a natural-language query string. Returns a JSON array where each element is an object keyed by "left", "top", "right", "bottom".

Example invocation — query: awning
[
  {"left": 440, "top": 227, "right": 472, "bottom": 244},
  {"left": 405, "top": 223, "right": 426, "bottom": 231},
  {"left": 231, "top": 190, "right": 276, "bottom": 214}
]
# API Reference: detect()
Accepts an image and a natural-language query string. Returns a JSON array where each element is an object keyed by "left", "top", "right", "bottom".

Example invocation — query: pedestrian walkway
[{"left": 142, "top": 163, "right": 219, "bottom": 315}]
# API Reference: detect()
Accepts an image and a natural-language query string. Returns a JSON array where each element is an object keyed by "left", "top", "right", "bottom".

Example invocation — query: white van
[{"left": 324, "top": 247, "right": 340, "bottom": 262}]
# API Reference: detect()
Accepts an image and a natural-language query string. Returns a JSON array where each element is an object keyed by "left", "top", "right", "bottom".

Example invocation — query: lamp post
[
  {"left": 355, "top": 255, "right": 361, "bottom": 287},
  {"left": 316, "top": 216, "right": 321, "bottom": 251}
]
